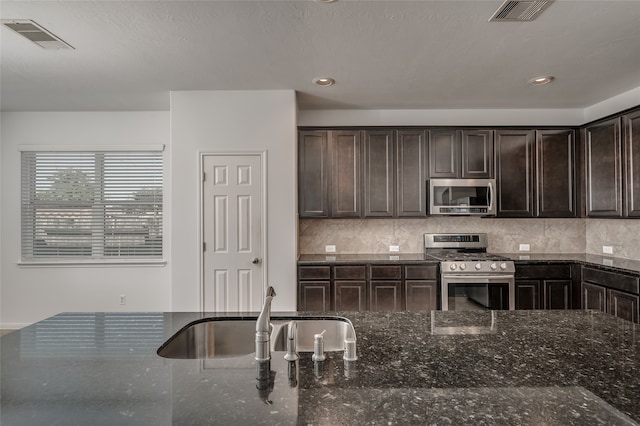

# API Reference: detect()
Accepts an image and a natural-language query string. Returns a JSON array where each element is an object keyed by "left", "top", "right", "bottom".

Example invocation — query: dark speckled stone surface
[{"left": 1, "top": 310, "right": 639, "bottom": 425}]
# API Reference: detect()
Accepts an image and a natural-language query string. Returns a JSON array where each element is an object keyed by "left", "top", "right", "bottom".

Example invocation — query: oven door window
[{"left": 447, "top": 282, "right": 509, "bottom": 311}]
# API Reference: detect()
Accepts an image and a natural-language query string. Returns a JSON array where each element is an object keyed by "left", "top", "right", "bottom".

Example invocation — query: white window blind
[{"left": 21, "top": 150, "right": 163, "bottom": 260}]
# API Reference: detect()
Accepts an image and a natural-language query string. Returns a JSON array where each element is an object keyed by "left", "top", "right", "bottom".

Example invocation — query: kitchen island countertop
[{"left": 1, "top": 310, "right": 639, "bottom": 425}]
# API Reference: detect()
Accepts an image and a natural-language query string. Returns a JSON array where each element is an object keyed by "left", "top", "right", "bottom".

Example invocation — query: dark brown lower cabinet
[
  {"left": 515, "top": 281, "right": 540, "bottom": 310},
  {"left": 581, "top": 282, "right": 607, "bottom": 313},
  {"left": 370, "top": 281, "right": 403, "bottom": 311},
  {"left": 334, "top": 265, "right": 368, "bottom": 311},
  {"left": 608, "top": 290, "right": 639, "bottom": 323},
  {"left": 404, "top": 265, "right": 438, "bottom": 310},
  {"left": 543, "top": 280, "right": 572, "bottom": 309},
  {"left": 298, "top": 263, "right": 438, "bottom": 312},
  {"left": 298, "top": 265, "right": 331, "bottom": 311},
  {"left": 515, "top": 264, "right": 573, "bottom": 310},
  {"left": 581, "top": 267, "right": 640, "bottom": 323},
  {"left": 298, "top": 282, "right": 331, "bottom": 311}
]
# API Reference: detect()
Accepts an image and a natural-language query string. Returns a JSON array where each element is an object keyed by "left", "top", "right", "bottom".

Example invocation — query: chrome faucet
[{"left": 255, "top": 286, "right": 276, "bottom": 361}]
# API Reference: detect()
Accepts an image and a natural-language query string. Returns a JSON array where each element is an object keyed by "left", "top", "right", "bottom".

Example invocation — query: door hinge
[
  {"left": 203, "top": 242, "right": 206, "bottom": 252},
  {"left": 202, "top": 172, "right": 206, "bottom": 182}
]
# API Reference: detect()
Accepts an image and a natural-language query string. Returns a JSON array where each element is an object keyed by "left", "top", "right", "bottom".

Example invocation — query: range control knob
[
  {"left": 475, "top": 263, "right": 482, "bottom": 270},
  {"left": 449, "top": 263, "right": 457, "bottom": 270},
  {"left": 500, "top": 263, "right": 508, "bottom": 270},
  {"left": 459, "top": 263, "right": 467, "bottom": 270},
  {"left": 490, "top": 263, "right": 497, "bottom": 270}
]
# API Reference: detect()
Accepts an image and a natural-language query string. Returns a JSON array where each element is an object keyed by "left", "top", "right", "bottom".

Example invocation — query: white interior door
[{"left": 202, "top": 154, "right": 264, "bottom": 312}]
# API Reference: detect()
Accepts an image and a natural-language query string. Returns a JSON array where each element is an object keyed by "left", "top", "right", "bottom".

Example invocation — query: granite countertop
[
  {"left": 1, "top": 310, "right": 639, "bottom": 425},
  {"left": 298, "top": 253, "right": 640, "bottom": 276}
]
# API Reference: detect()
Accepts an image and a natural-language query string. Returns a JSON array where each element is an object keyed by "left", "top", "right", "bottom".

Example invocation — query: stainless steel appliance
[
  {"left": 424, "top": 233, "right": 515, "bottom": 311},
  {"left": 429, "top": 178, "right": 496, "bottom": 216}
]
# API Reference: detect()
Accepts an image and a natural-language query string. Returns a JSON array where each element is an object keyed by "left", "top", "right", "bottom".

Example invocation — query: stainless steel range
[{"left": 424, "top": 233, "right": 515, "bottom": 311}]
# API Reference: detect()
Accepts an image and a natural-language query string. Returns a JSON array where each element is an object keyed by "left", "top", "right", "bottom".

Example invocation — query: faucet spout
[{"left": 255, "top": 286, "right": 276, "bottom": 361}]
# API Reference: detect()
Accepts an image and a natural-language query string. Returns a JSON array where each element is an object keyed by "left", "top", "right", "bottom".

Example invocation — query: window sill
[{"left": 17, "top": 259, "right": 167, "bottom": 267}]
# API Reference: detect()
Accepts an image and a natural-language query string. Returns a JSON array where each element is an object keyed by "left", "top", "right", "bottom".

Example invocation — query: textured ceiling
[{"left": 1, "top": 1, "right": 639, "bottom": 111}]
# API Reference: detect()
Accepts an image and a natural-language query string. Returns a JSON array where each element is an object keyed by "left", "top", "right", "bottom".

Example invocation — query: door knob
[{"left": 252, "top": 257, "right": 261, "bottom": 264}]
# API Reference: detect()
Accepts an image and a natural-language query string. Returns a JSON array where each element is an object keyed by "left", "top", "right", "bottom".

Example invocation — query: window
[{"left": 21, "top": 148, "right": 163, "bottom": 261}]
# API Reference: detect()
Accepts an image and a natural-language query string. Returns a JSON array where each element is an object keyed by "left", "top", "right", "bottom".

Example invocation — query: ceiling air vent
[
  {"left": 489, "top": 0, "right": 554, "bottom": 22},
  {"left": 2, "top": 20, "right": 74, "bottom": 49}
]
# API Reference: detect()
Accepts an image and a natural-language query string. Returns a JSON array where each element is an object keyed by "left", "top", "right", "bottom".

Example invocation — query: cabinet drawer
[
  {"left": 583, "top": 267, "right": 639, "bottom": 294},
  {"left": 334, "top": 265, "right": 367, "bottom": 280},
  {"left": 404, "top": 265, "right": 438, "bottom": 280},
  {"left": 298, "top": 266, "right": 330, "bottom": 280},
  {"left": 370, "top": 265, "right": 402, "bottom": 280},
  {"left": 515, "top": 265, "right": 571, "bottom": 280}
]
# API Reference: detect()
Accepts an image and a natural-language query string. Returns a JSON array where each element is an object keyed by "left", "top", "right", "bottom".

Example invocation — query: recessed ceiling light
[
  {"left": 313, "top": 77, "right": 335, "bottom": 87},
  {"left": 528, "top": 76, "right": 554, "bottom": 86}
]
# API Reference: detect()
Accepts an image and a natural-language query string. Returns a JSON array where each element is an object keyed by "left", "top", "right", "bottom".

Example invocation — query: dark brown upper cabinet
[
  {"left": 298, "top": 130, "right": 362, "bottom": 218},
  {"left": 537, "top": 130, "right": 576, "bottom": 217},
  {"left": 428, "top": 129, "right": 493, "bottom": 178},
  {"left": 298, "top": 131, "right": 329, "bottom": 217},
  {"left": 396, "top": 130, "right": 428, "bottom": 216},
  {"left": 584, "top": 118, "right": 623, "bottom": 217},
  {"left": 496, "top": 129, "right": 576, "bottom": 218},
  {"left": 330, "top": 130, "right": 363, "bottom": 217},
  {"left": 364, "top": 129, "right": 428, "bottom": 218},
  {"left": 496, "top": 130, "right": 535, "bottom": 217},
  {"left": 624, "top": 110, "right": 640, "bottom": 217},
  {"left": 364, "top": 130, "right": 395, "bottom": 217}
]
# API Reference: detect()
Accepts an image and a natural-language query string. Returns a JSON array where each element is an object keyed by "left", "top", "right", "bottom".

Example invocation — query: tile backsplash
[{"left": 299, "top": 217, "right": 640, "bottom": 261}]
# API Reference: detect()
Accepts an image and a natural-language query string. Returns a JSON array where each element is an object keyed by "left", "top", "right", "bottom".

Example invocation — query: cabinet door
[
  {"left": 370, "top": 281, "right": 403, "bottom": 311},
  {"left": 298, "top": 131, "right": 329, "bottom": 217},
  {"left": 515, "top": 280, "right": 540, "bottom": 310},
  {"left": 543, "top": 280, "right": 572, "bottom": 310},
  {"left": 461, "top": 130, "right": 493, "bottom": 178},
  {"left": 429, "top": 129, "right": 460, "bottom": 178},
  {"left": 608, "top": 289, "right": 639, "bottom": 323},
  {"left": 585, "top": 118, "right": 623, "bottom": 217},
  {"left": 330, "top": 130, "right": 362, "bottom": 217},
  {"left": 624, "top": 110, "right": 640, "bottom": 217},
  {"left": 298, "top": 281, "right": 331, "bottom": 311},
  {"left": 496, "top": 130, "right": 535, "bottom": 217},
  {"left": 364, "top": 130, "right": 395, "bottom": 217},
  {"left": 334, "top": 281, "right": 367, "bottom": 311},
  {"left": 581, "top": 282, "right": 607, "bottom": 313},
  {"left": 405, "top": 281, "right": 438, "bottom": 311},
  {"left": 397, "top": 130, "right": 428, "bottom": 216},
  {"left": 537, "top": 130, "right": 576, "bottom": 217}
]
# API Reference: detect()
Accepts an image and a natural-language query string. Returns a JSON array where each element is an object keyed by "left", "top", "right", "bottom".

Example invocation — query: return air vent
[
  {"left": 489, "top": 0, "right": 554, "bottom": 22},
  {"left": 2, "top": 20, "right": 74, "bottom": 49}
]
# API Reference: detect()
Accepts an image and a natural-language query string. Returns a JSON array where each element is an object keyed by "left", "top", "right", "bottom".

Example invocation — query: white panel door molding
[{"left": 202, "top": 153, "right": 265, "bottom": 312}]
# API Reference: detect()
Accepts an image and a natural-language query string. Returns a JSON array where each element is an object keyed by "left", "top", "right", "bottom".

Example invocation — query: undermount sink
[{"left": 157, "top": 316, "right": 356, "bottom": 360}]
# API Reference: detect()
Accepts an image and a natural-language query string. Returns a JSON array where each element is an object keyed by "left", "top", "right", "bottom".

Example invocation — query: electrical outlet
[
  {"left": 519, "top": 244, "right": 530, "bottom": 252},
  {"left": 602, "top": 246, "right": 613, "bottom": 254},
  {"left": 325, "top": 245, "right": 336, "bottom": 253},
  {"left": 389, "top": 245, "right": 400, "bottom": 252},
  {"left": 119, "top": 294, "right": 126, "bottom": 305}
]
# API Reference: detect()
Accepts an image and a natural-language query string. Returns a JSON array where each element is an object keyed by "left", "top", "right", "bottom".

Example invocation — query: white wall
[
  {"left": 0, "top": 112, "right": 171, "bottom": 328},
  {"left": 297, "top": 85, "right": 640, "bottom": 127},
  {"left": 170, "top": 90, "right": 298, "bottom": 312}
]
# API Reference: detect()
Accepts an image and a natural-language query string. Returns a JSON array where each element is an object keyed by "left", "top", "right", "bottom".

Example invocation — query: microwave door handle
[{"left": 488, "top": 181, "right": 494, "bottom": 212}]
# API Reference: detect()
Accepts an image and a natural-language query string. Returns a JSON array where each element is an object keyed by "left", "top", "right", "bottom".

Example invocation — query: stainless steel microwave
[{"left": 429, "top": 178, "right": 496, "bottom": 216}]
